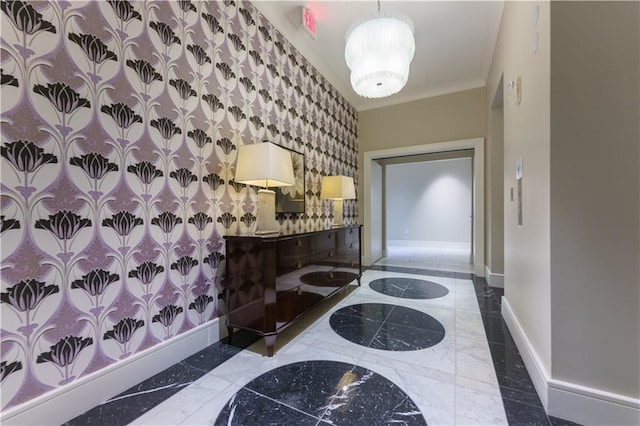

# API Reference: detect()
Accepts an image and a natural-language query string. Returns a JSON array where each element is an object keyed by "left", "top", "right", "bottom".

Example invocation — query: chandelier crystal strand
[{"left": 345, "top": 8, "right": 415, "bottom": 98}]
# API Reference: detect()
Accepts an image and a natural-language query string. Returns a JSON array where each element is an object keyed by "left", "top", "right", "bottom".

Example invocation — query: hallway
[{"left": 66, "top": 261, "right": 577, "bottom": 425}]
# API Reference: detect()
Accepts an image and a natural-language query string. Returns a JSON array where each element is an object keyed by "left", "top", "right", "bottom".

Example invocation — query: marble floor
[
  {"left": 375, "top": 245, "right": 475, "bottom": 274},
  {"left": 67, "top": 255, "right": 580, "bottom": 426}
]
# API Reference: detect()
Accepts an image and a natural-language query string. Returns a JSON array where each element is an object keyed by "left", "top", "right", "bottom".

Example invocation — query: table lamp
[
  {"left": 235, "top": 142, "right": 294, "bottom": 234},
  {"left": 321, "top": 175, "right": 356, "bottom": 227}
]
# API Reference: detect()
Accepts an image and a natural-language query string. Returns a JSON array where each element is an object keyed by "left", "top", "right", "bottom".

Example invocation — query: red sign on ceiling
[{"left": 302, "top": 7, "right": 316, "bottom": 39}]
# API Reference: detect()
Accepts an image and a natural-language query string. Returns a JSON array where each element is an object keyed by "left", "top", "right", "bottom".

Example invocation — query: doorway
[
  {"left": 362, "top": 138, "right": 485, "bottom": 276},
  {"left": 377, "top": 154, "right": 474, "bottom": 273}
]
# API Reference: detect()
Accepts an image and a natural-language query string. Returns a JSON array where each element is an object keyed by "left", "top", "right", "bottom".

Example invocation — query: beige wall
[
  {"left": 488, "top": 0, "right": 640, "bottom": 418},
  {"left": 487, "top": 0, "right": 552, "bottom": 374},
  {"left": 357, "top": 87, "right": 486, "bottom": 226},
  {"left": 486, "top": 85, "right": 505, "bottom": 275},
  {"left": 549, "top": 1, "right": 640, "bottom": 399}
]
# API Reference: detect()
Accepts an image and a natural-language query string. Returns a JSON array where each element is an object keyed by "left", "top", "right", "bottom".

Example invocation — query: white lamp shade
[
  {"left": 345, "top": 11, "right": 415, "bottom": 98},
  {"left": 235, "top": 142, "right": 295, "bottom": 188},
  {"left": 321, "top": 176, "right": 356, "bottom": 200}
]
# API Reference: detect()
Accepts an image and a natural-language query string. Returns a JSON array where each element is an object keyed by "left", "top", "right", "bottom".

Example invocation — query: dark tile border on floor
[
  {"left": 367, "top": 264, "right": 472, "bottom": 280},
  {"left": 470, "top": 276, "right": 581, "bottom": 426},
  {"left": 64, "top": 330, "right": 259, "bottom": 426}
]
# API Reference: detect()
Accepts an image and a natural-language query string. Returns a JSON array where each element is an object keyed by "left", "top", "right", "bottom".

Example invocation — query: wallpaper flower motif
[
  {"left": 1, "top": 279, "right": 59, "bottom": 312},
  {"left": 126, "top": 59, "right": 162, "bottom": 84},
  {"left": 1, "top": 68, "right": 19, "bottom": 86},
  {"left": 107, "top": 0, "right": 141, "bottom": 23},
  {"left": 101, "top": 103, "right": 143, "bottom": 129},
  {"left": 33, "top": 82, "right": 90, "bottom": 114},
  {"left": 0, "top": 0, "right": 357, "bottom": 413},
  {"left": 1, "top": 140, "right": 58, "bottom": 172},
  {"left": 103, "top": 317, "right": 144, "bottom": 358},
  {"left": 35, "top": 211, "right": 91, "bottom": 240},
  {"left": 68, "top": 33, "right": 118, "bottom": 64},
  {"left": 71, "top": 269, "right": 119, "bottom": 297},
  {"left": 36, "top": 335, "right": 93, "bottom": 384},
  {"left": 1, "top": 361, "right": 23, "bottom": 382},
  {"left": 1, "top": 0, "right": 56, "bottom": 35},
  {"left": 70, "top": 153, "right": 119, "bottom": 180}
]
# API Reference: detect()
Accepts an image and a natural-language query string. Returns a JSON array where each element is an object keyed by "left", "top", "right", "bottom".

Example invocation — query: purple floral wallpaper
[{"left": 0, "top": 0, "right": 358, "bottom": 411}]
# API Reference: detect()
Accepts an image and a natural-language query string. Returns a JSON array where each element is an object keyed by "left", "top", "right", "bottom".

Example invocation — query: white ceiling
[{"left": 253, "top": 1, "right": 504, "bottom": 111}]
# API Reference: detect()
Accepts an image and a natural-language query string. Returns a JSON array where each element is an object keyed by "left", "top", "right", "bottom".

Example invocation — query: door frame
[{"left": 362, "top": 137, "right": 485, "bottom": 276}]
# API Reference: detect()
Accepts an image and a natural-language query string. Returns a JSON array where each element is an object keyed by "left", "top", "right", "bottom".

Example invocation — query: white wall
[
  {"left": 386, "top": 158, "right": 472, "bottom": 246},
  {"left": 370, "top": 160, "right": 384, "bottom": 263}
]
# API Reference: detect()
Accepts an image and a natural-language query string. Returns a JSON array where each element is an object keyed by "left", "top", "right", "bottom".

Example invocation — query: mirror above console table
[{"left": 223, "top": 225, "right": 362, "bottom": 356}]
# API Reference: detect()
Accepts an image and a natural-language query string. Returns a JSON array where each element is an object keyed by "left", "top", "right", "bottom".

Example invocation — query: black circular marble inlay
[
  {"left": 215, "top": 360, "right": 426, "bottom": 425},
  {"left": 369, "top": 277, "right": 450, "bottom": 299},
  {"left": 330, "top": 303, "right": 445, "bottom": 351},
  {"left": 300, "top": 271, "right": 359, "bottom": 287}
]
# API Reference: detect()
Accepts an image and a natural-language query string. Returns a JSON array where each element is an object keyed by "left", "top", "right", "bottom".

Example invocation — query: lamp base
[
  {"left": 331, "top": 199, "right": 344, "bottom": 227},
  {"left": 255, "top": 189, "right": 279, "bottom": 234}
]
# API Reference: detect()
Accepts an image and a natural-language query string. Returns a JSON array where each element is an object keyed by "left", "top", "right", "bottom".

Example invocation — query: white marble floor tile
[
  {"left": 290, "top": 318, "right": 369, "bottom": 360},
  {"left": 456, "top": 290, "right": 482, "bottom": 313},
  {"left": 362, "top": 330, "right": 457, "bottom": 375},
  {"left": 209, "top": 338, "right": 362, "bottom": 389},
  {"left": 456, "top": 375, "right": 502, "bottom": 397},
  {"left": 455, "top": 336, "right": 498, "bottom": 385},
  {"left": 379, "top": 245, "right": 474, "bottom": 274},
  {"left": 456, "top": 310, "right": 487, "bottom": 343},
  {"left": 178, "top": 382, "right": 243, "bottom": 426},
  {"left": 130, "top": 376, "right": 234, "bottom": 426},
  {"left": 455, "top": 385, "right": 508, "bottom": 425},
  {"left": 356, "top": 359, "right": 457, "bottom": 426}
]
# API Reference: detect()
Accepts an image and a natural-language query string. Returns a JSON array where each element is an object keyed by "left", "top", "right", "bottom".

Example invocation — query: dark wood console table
[{"left": 223, "top": 225, "right": 362, "bottom": 356}]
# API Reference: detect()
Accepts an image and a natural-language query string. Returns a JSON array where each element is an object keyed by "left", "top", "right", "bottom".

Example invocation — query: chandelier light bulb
[{"left": 345, "top": 10, "right": 415, "bottom": 98}]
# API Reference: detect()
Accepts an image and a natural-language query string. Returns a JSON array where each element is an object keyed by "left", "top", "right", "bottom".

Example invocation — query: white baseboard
[
  {"left": 548, "top": 380, "right": 640, "bottom": 425},
  {"left": 484, "top": 265, "right": 504, "bottom": 288},
  {"left": 502, "top": 298, "right": 640, "bottom": 425},
  {"left": 501, "top": 297, "right": 550, "bottom": 408},
  {"left": 387, "top": 240, "right": 471, "bottom": 251},
  {"left": 1, "top": 318, "right": 227, "bottom": 426}
]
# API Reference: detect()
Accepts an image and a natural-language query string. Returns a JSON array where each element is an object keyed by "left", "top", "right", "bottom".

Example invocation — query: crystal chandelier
[{"left": 344, "top": 1, "right": 415, "bottom": 98}]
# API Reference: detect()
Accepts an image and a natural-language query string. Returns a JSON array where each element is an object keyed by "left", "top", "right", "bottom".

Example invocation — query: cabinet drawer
[
  {"left": 277, "top": 248, "right": 337, "bottom": 274},
  {"left": 276, "top": 289, "right": 323, "bottom": 328},
  {"left": 310, "top": 230, "right": 337, "bottom": 252},
  {"left": 337, "top": 227, "right": 359, "bottom": 245},
  {"left": 334, "top": 245, "right": 360, "bottom": 268},
  {"left": 277, "top": 236, "right": 311, "bottom": 257}
]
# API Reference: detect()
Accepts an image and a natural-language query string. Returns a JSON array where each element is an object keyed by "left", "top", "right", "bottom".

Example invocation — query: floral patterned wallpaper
[{"left": 0, "top": 0, "right": 358, "bottom": 411}]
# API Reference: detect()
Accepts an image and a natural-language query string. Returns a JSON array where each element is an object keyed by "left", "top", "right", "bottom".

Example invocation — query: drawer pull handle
[
  {"left": 349, "top": 229, "right": 354, "bottom": 234},
  {"left": 329, "top": 250, "right": 334, "bottom": 257},
  {"left": 327, "top": 233, "right": 332, "bottom": 239},
  {"left": 295, "top": 239, "right": 302, "bottom": 246},
  {"left": 296, "top": 261, "right": 302, "bottom": 269},
  {"left": 297, "top": 286, "right": 303, "bottom": 295},
  {"left": 349, "top": 243, "right": 354, "bottom": 249}
]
